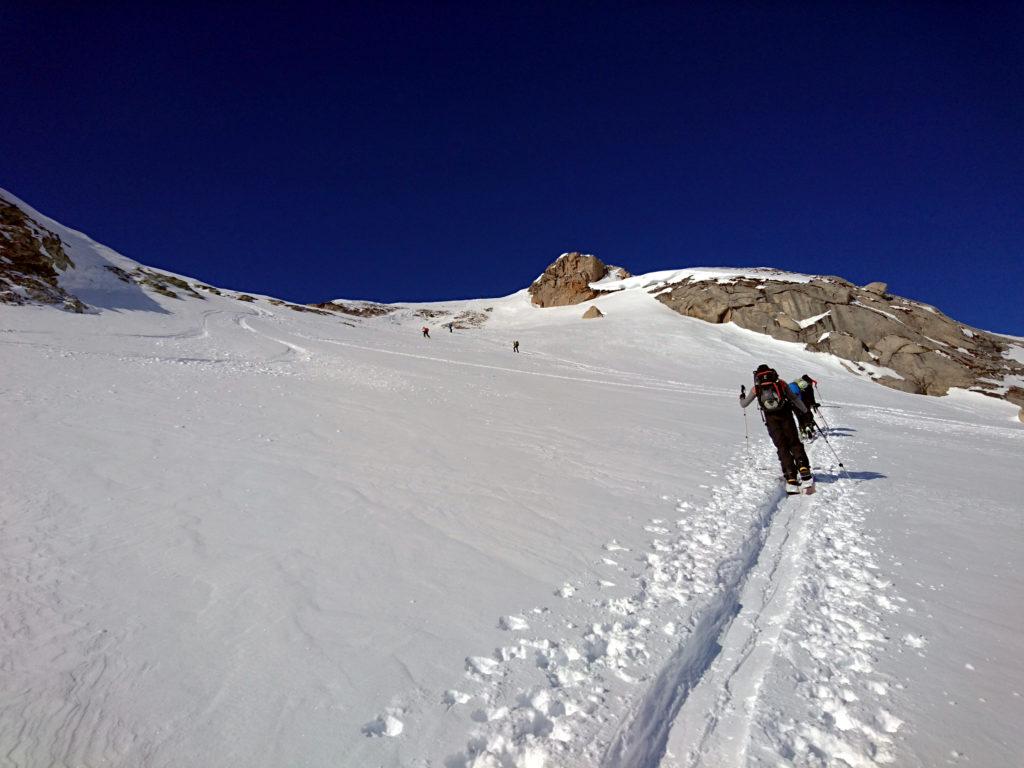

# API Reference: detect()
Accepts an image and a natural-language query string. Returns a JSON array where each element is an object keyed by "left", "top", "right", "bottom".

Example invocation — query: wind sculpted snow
[{"left": 2, "top": 266, "right": 1023, "bottom": 767}]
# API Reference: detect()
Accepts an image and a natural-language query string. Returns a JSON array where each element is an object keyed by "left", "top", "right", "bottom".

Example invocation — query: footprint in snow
[
  {"left": 442, "top": 690, "right": 471, "bottom": 707},
  {"left": 362, "top": 712, "right": 404, "bottom": 737},
  {"left": 498, "top": 615, "right": 530, "bottom": 631},
  {"left": 465, "top": 656, "right": 501, "bottom": 679}
]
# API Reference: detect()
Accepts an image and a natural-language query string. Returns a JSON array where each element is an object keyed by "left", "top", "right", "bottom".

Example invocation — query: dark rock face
[
  {"left": 529, "top": 253, "right": 630, "bottom": 307},
  {"left": 651, "top": 274, "right": 1024, "bottom": 412},
  {"left": 0, "top": 196, "right": 85, "bottom": 312}
]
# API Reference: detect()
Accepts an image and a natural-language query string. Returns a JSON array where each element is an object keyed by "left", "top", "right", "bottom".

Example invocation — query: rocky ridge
[{"left": 648, "top": 273, "right": 1024, "bottom": 408}]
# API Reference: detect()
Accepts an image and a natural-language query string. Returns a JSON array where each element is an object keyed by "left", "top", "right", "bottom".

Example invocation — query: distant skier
[
  {"left": 448, "top": 322, "right": 454, "bottom": 333},
  {"left": 789, "top": 374, "right": 818, "bottom": 439},
  {"left": 422, "top": 326, "right": 430, "bottom": 338},
  {"left": 740, "top": 364, "right": 814, "bottom": 494},
  {"left": 513, "top": 340, "right": 520, "bottom": 353}
]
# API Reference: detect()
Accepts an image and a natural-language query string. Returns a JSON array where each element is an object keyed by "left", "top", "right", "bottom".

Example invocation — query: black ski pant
[{"left": 765, "top": 412, "right": 810, "bottom": 480}]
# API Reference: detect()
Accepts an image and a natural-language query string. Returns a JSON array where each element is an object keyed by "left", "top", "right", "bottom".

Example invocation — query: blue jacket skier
[{"left": 789, "top": 375, "right": 818, "bottom": 438}]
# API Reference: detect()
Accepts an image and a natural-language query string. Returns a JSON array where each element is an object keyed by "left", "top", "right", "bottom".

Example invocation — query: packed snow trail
[
  {"left": 658, "top": 435, "right": 906, "bottom": 768},
  {"left": 438, "top": 444, "right": 793, "bottom": 768},
  {"left": 600, "top": 485, "right": 787, "bottom": 768}
]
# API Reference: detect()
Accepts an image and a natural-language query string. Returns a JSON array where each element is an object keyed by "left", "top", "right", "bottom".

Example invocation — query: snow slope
[{"left": 2, "top": 208, "right": 1023, "bottom": 767}]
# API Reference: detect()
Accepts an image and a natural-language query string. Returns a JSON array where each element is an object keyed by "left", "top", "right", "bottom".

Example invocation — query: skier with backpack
[
  {"left": 789, "top": 374, "right": 819, "bottom": 439},
  {"left": 740, "top": 364, "right": 815, "bottom": 495}
]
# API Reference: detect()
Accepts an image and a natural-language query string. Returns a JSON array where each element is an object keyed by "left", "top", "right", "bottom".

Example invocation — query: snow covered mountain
[{"left": 2, "top": 189, "right": 1023, "bottom": 767}]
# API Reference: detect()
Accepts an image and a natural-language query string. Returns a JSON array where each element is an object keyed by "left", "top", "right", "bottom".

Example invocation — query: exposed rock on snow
[
  {"left": 1, "top": 189, "right": 242, "bottom": 313},
  {"left": 647, "top": 273, "right": 1024, "bottom": 411},
  {"left": 307, "top": 300, "right": 400, "bottom": 317},
  {"left": 581, "top": 305, "right": 604, "bottom": 319},
  {"left": 0, "top": 194, "right": 84, "bottom": 312},
  {"left": 528, "top": 252, "right": 629, "bottom": 307}
]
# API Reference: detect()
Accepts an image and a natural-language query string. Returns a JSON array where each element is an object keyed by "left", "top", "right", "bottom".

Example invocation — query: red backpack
[{"left": 754, "top": 367, "right": 788, "bottom": 413}]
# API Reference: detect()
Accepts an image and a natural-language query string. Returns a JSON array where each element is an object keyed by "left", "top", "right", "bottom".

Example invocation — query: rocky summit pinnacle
[{"left": 528, "top": 252, "right": 630, "bottom": 308}]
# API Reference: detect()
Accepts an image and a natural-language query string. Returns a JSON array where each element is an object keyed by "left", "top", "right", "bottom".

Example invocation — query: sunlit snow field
[{"left": 2, "top": 196, "right": 1022, "bottom": 767}]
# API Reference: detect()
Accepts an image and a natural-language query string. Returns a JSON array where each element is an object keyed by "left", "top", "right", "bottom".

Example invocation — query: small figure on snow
[
  {"left": 740, "top": 364, "right": 814, "bottom": 495},
  {"left": 448, "top": 322, "right": 454, "bottom": 333},
  {"left": 422, "top": 326, "right": 430, "bottom": 338},
  {"left": 513, "top": 340, "right": 520, "bottom": 353},
  {"left": 790, "top": 374, "right": 819, "bottom": 439}
]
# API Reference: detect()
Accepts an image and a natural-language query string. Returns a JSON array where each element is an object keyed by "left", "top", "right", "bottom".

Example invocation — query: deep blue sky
[{"left": 3, "top": 3, "right": 1022, "bottom": 332}]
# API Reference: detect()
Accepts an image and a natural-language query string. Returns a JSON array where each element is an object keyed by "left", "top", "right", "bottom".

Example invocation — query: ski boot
[
  {"left": 784, "top": 475, "right": 801, "bottom": 495},
  {"left": 799, "top": 466, "right": 816, "bottom": 495}
]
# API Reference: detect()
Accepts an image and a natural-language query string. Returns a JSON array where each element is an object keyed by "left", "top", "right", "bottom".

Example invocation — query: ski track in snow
[
  {"left": 661, "top": 437, "right": 907, "bottom": 768},
  {"left": 409, "top": 432, "right": 909, "bottom": 768},
  {"left": 432, "top": 444, "right": 783, "bottom": 768}
]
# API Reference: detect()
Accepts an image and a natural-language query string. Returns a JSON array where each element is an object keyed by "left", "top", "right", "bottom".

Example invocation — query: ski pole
[
  {"left": 740, "top": 385, "right": 750, "bottom": 460},
  {"left": 814, "top": 405, "right": 833, "bottom": 433},
  {"left": 811, "top": 414, "right": 846, "bottom": 472}
]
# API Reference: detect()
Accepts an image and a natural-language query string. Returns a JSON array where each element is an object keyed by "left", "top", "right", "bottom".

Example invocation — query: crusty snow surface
[{"left": 2, "top": 207, "right": 1024, "bottom": 767}]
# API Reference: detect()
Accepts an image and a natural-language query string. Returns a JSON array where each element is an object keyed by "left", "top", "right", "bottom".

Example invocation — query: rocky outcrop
[
  {"left": 529, "top": 253, "right": 630, "bottom": 307},
  {"left": 582, "top": 305, "right": 604, "bottom": 319},
  {"left": 863, "top": 281, "right": 889, "bottom": 297},
  {"left": 649, "top": 273, "right": 1024, "bottom": 414},
  {"left": 310, "top": 301, "right": 400, "bottom": 317},
  {"left": 0, "top": 195, "right": 85, "bottom": 312}
]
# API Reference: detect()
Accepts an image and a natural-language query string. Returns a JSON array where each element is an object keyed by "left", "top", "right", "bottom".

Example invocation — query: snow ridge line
[{"left": 599, "top": 485, "right": 786, "bottom": 768}]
